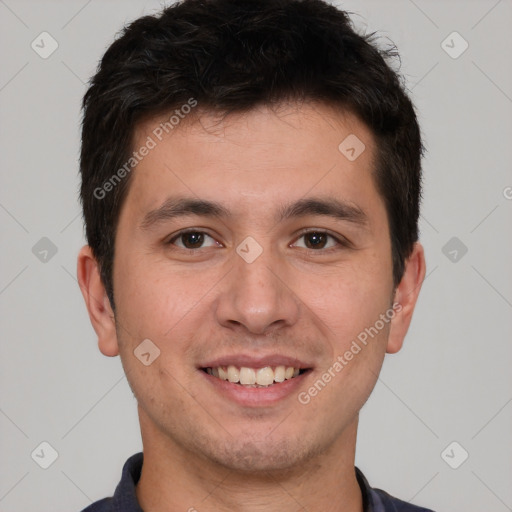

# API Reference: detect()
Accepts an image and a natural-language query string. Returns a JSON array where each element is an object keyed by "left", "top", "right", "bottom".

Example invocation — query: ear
[
  {"left": 77, "top": 245, "right": 119, "bottom": 357},
  {"left": 386, "top": 242, "right": 426, "bottom": 354}
]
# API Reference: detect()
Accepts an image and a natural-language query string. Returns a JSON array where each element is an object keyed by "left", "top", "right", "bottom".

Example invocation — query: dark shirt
[{"left": 81, "top": 452, "right": 435, "bottom": 512}]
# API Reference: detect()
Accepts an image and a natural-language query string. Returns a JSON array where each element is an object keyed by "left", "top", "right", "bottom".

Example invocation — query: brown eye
[
  {"left": 293, "top": 231, "right": 339, "bottom": 250},
  {"left": 168, "top": 231, "right": 218, "bottom": 249},
  {"left": 304, "top": 232, "right": 328, "bottom": 249},
  {"left": 180, "top": 232, "right": 205, "bottom": 249}
]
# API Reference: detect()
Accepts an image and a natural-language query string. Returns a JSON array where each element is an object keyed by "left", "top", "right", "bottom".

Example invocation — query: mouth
[{"left": 201, "top": 365, "right": 310, "bottom": 388}]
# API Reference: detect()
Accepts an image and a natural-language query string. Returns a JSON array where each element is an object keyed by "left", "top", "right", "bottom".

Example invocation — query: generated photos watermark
[
  {"left": 298, "top": 302, "right": 403, "bottom": 405},
  {"left": 93, "top": 98, "right": 198, "bottom": 200}
]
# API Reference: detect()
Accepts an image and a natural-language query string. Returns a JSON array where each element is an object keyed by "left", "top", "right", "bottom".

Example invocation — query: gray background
[{"left": 1, "top": 0, "right": 511, "bottom": 510}]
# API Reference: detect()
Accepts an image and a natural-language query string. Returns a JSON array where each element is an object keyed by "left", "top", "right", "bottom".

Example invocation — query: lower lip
[{"left": 199, "top": 369, "right": 312, "bottom": 407}]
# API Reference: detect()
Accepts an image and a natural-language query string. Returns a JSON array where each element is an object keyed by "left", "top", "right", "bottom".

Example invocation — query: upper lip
[{"left": 200, "top": 354, "right": 313, "bottom": 370}]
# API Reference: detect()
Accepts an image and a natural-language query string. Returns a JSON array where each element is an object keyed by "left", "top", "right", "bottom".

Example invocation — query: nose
[{"left": 214, "top": 245, "right": 301, "bottom": 335}]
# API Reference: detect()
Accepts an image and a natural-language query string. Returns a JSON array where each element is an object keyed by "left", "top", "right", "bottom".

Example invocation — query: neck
[{"left": 135, "top": 407, "right": 363, "bottom": 512}]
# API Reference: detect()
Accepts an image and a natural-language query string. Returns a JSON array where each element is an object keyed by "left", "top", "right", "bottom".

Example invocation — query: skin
[{"left": 78, "top": 102, "right": 425, "bottom": 512}]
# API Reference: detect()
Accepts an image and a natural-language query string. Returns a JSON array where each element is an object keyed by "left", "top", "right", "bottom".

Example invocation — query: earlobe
[
  {"left": 386, "top": 242, "right": 426, "bottom": 354},
  {"left": 77, "top": 245, "right": 119, "bottom": 357}
]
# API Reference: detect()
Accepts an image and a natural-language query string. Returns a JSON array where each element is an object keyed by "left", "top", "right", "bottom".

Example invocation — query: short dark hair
[{"left": 80, "top": 0, "right": 423, "bottom": 308}]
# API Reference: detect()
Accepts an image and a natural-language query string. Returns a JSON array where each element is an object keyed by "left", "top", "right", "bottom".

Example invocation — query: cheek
[
  {"left": 298, "top": 254, "right": 393, "bottom": 343},
  {"left": 113, "top": 252, "right": 204, "bottom": 339}
]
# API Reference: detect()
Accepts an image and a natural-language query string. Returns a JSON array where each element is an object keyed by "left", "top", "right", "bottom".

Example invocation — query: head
[{"left": 78, "top": 0, "right": 425, "bottom": 474}]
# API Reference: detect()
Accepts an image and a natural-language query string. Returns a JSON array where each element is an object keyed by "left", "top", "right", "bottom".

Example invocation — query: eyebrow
[
  {"left": 140, "top": 197, "right": 229, "bottom": 231},
  {"left": 139, "top": 196, "right": 369, "bottom": 231},
  {"left": 277, "top": 197, "right": 369, "bottom": 227}
]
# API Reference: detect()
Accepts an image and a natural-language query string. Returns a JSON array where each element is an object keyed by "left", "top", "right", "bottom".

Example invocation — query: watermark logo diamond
[
  {"left": 441, "top": 441, "right": 469, "bottom": 469},
  {"left": 442, "top": 236, "right": 468, "bottom": 263},
  {"left": 31, "top": 31, "right": 59, "bottom": 59},
  {"left": 31, "top": 441, "right": 58, "bottom": 469},
  {"left": 134, "top": 338, "right": 161, "bottom": 366},
  {"left": 441, "top": 31, "right": 469, "bottom": 59},
  {"left": 338, "top": 134, "right": 366, "bottom": 162},
  {"left": 32, "top": 237, "right": 58, "bottom": 263},
  {"left": 236, "top": 236, "right": 263, "bottom": 263}
]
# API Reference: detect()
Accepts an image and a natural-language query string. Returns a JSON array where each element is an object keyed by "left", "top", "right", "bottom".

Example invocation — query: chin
[{"left": 202, "top": 433, "right": 322, "bottom": 474}]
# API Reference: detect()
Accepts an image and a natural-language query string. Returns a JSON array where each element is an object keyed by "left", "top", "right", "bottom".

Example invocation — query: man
[{"left": 77, "top": 0, "right": 431, "bottom": 510}]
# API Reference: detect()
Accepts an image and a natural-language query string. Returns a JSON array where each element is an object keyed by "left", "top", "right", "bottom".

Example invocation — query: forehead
[{"left": 123, "top": 102, "right": 382, "bottom": 223}]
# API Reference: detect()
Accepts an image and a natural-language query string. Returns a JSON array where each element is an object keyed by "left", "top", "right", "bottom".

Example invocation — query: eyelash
[
  {"left": 166, "top": 229, "right": 351, "bottom": 252},
  {"left": 293, "top": 229, "right": 351, "bottom": 251}
]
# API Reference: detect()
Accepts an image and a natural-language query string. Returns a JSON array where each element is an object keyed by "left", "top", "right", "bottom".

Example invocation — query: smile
[{"left": 202, "top": 365, "right": 307, "bottom": 387}]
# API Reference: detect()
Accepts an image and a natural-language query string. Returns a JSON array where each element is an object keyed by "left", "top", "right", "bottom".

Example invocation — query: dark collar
[{"left": 82, "top": 452, "right": 433, "bottom": 512}]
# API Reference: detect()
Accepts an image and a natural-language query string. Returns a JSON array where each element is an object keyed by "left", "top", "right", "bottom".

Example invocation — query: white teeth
[
  {"left": 239, "top": 367, "right": 256, "bottom": 385},
  {"left": 274, "top": 365, "right": 286, "bottom": 383},
  {"left": 206, "top": 365, "right": 304, "bottom": 385},
  {"left": 227, "top": 365, "right": 240, "bottom": 383},
  {"left": 256, "top": 367, "right": 274, "bottom": 386}
]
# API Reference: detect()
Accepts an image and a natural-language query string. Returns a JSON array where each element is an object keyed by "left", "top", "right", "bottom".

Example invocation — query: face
[{"left": 80, "top": 102, "right": 424, "bottom": 474}]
